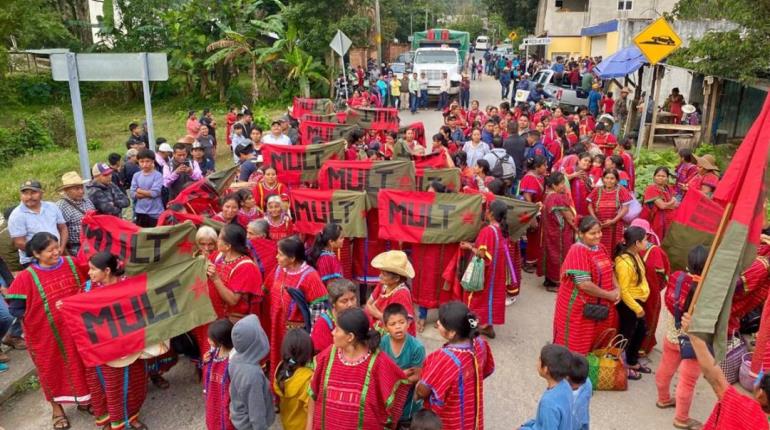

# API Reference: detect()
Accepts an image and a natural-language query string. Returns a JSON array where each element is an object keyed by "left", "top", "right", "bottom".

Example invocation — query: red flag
[
  {"left": 168, "top": 179, "right": 220, "bottom": 216},
  {"left": 690, "top": 94, "right": 770, "bottom": 357}
]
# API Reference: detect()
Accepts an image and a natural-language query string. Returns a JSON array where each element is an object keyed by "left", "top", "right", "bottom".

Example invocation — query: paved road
[{"left": 0, "top": 76, "right": 718, "bottom": 429}]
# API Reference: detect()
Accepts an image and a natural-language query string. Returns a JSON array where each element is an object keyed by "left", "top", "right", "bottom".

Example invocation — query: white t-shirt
[{"left": 261, "top": 133, "right": 291, "bottom": 146}]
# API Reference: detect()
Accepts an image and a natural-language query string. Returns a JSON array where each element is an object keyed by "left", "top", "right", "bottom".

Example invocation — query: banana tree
[{"left": 279, "top": 45, "right": 329, "bottom": 98}]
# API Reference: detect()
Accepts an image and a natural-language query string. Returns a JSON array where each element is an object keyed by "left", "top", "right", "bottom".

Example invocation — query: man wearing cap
[
  {"left": 121, "top": 148, "right": 140, "bottom": 191},
  {"left": 261, "top": 120, "right": 291, "bottom": 146},
  {"left": 87, "top": 163, "right": 131, "bottom": 217},
  {"left": 192, "top": 141, "right": 215, "bottom": 176},
  {"left": 588, "top": 83, "right": 602, "bottom": 117},
  {"left": 8, "top": 180, "right": 68, "bottom": 266},
  {"left": 280, "top": 116, "right": 299, "bottom": 145},
  {"left": 55, "top": 172, "right": 95, "bottom": 256},
  {"left": 237, "top": 144, "right": 260, "bottom": 182},
  {"left": 164, "top": 143, "right": 203, "bottom": 200},
  {"left": 155, "top": 141, "right": 173, "bottom": 173},
  {"left": 500, "top": 67, "right": 512, "bottom": 99}
]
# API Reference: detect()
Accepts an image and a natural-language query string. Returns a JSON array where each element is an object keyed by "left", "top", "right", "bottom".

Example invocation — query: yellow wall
[
  {"left": 605, "top": 31, "right": 620, "bottom": 56},
  {"left": 545, "top": 37, "right": 582, "bottom": 60},
  {"left": 544, "top": 31, "right": 620, "bottom": 59}
]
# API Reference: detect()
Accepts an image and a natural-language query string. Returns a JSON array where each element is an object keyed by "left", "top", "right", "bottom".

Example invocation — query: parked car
[
  {"left": 531, "top": 69, "right": 589, "bottom": 109},
  {"left": 475, "top": 35, "right": 490, "bottom": 51}
]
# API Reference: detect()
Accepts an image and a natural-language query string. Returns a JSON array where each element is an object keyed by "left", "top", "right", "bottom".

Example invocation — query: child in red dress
[{"left": 203, "top": 319, "right": 236, "bottom": 430}]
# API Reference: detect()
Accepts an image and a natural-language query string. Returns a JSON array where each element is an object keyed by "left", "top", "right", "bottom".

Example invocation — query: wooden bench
[{"left": 650, "top": 123, "right": 701, "bottom": 146}]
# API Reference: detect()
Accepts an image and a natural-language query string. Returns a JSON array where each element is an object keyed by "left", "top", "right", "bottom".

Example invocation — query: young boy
[
  {"left": 568, "top": 353, "right": 592, "bottom": 430},
  {"left": 229, "top": 315, "right": 275, "bottom": 430},
  {"left": 379, "top": 303, "right": 425, "bottom": 426},
  {"left": 108, "top": 152, "right": 125, "bottom": 190},
  {"left": 130, "top": 149, "right": 164, "bottom": 227},
  {"left": 520, "top": 344, "right": 574, "bottom": 430}
]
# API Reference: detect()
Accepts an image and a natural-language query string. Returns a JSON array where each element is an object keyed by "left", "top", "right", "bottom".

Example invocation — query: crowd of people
[{"left": 0, "top": 58, "right": 769, "bottom": 430}]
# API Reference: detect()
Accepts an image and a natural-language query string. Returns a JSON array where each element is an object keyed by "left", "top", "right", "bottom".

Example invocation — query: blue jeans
[
  {"left": 0, "top": 297, "right": 21, "bottom": 340},
  {"left": 418, "top": 306, "right": 428, "bottom": 320},
  {"left": 501, "top": 83, "right": 510, "bottom": 99},
  {"left": 439, "top": 92, "right": 448, "bottom": 110},
  {"left": 420, "top": 90, "right": 428, "bottom": 108},
  {"left": 460, "top": 89, "right": 470, "bottom": 109},
  {"left": 409, "top": 93, "right": 418, "bottom": 113}
]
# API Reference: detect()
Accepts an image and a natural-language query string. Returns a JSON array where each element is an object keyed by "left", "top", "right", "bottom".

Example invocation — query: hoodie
[{"left": 229, "top": 315, "right": 275, "bottom": 430}]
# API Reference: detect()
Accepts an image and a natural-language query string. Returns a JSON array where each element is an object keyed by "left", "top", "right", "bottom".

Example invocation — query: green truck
[{"left": 411, "top": 29, "right": 471, "bottom": 65}]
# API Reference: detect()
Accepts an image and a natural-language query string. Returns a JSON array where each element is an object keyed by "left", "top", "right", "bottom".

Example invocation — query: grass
[{"left": 0, "top": 103, "right": 282, "bottom": 209}]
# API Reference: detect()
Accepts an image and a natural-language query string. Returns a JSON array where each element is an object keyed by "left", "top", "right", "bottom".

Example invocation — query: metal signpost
[
  {"left": 329, "top": 30, "right": 353, "bottom": 99},
  {"left": 50, "top": 52, "right": 168, "bottom": 179}
]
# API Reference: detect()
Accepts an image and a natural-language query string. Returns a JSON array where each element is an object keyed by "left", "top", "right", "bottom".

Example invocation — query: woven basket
[{"left": 740, "top": 352, "right": 757, "bottom": 392}]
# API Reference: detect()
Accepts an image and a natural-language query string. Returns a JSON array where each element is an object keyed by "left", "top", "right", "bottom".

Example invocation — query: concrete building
[{"left": 534, "top": 0, "right": 677, "bottom": 59}]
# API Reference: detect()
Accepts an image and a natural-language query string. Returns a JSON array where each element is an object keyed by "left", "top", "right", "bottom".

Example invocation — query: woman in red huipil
[
  {"left": 207, "top": 224, "right": 263, "bottom": 323},
  {"left": 630, "top": 218, "right": 671, "bottom": 355},
  {"left": 552, "top": 216, "right": 620, "bottom": 354},
  {"left": 267, "top": 237, "right": 328, "bottom": 380},
  {"left": 728, "top": 243, "right": 770, "bottom": 334},
  {"left": 459, "top": 200, "right": 512, "bottom": 339},
  {"left": 519, "top": 155, "right": 547, "bottom": 273},
  {"left": 203, "top": 319, "right": 236, "bottom": 430},
  {"left": 263, "top": 195, "right": 295, "bottom": 242},
  {"left": 416, "top": 302, "right": 495, "bottom": 430},
  {"left": 587, "top": 169, "right": 632, "bottom": 253},
  {"left": 563, "top": 152, "right": 593, "bottom": 218},
  {"left": 642, "top": 167, "right": 678, "bottom": 242},
  {"left": 539, "top": 173, "right": 577, "bottom": 290},
  {"left": 686, "top": 154, "right": 720, "bottom": 198},
  {"left": 617, "top": 137, "right": 637, "bottom": 191},
  {"left": 252, "top": 166, "right": 286, "bottom": 211},
  {"left": 191, "top": 226, "right": 226, "bottom": 361},
  {"left": 6, "top": 233, "right": 91, "bottom": 430},
  {"left": 566, "top": 121, "right": 580, "bottom": 149},
  {"left": 236, "top": 189, "right": 263, "bottom": 226},
  {"left": 310, "top": 279, "right": 358, "bottom": 354},
  {"left": 212, "top": 195, "right": 247, "bottom": 228},
  {"left": 675, "top": 148, "right": 698, "bottom": 198},
  {"left": 83, "top": 252, "right": 148, "bottom": 430},
  {"left": 307, "top": 308, "right": 409, "bottom": 430},
  {"left": 307, "top": 223, "right": 345, "bottom": 285}
]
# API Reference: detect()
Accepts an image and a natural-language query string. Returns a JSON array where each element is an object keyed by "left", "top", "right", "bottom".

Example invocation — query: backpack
[
  {"left": 525, "top": 142, "right": 555, "bottom": 167},
  {"left": 490, "top": 151, "right": 516, "bottom": 180}
]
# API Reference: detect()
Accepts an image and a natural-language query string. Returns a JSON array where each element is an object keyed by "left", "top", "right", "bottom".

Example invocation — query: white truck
[
  {"left": 411, "top": 47, "right": 462, "bottom": 99},
  {"left": 531, "top": 69, "right": 589, "bottom": 109}
]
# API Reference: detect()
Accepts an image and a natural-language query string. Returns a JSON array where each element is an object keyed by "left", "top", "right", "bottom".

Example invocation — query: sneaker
[
  {"left": 505, "top": 296, "right": 517, "bottom": 306},
  {"left": 0, "top": 363, "right": 7, "bottom": 373},
  {"left": 2, "top": 336, "right": 26, "bottom": 350}
]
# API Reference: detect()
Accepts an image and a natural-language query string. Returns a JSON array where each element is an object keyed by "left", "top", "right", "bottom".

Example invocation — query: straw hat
[
  {"left": 696, "top": 154, "right": 719, "bottom": 171},
  {"left": 682, "top": 104, "right": 696, "bottom": 114},
  {"left": 371, "top": 250, "right": 415, "bottom": 279},
  {"left": 56, "top": 171, "right": 88, "bottom": 191}
]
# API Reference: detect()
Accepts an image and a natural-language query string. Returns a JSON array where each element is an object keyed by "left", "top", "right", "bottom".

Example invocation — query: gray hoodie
[{"left": 229, "top": 315, "right": 275, "bottom": 430}]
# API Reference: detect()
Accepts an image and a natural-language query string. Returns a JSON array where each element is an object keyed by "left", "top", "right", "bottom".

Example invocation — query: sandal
[
  {"left": 656, "top": 400, "right": 676, "bottom": 409},
  {"left": 129, "top": 419, "right": 148, "bottom": 430},
  {"left": 673, "top": 418, "right": 703, "bottom": 430},
  {"left": 150, "top": 375, "right": 170, "bottom": 389},
  {"left": 627, "top": 368, "right": 642, "bottom": 380},
  {"left": 52, "top": 414, "right": 70, "bottom": 430},
  {"left": 630, "top": 364, "right": 652, "bottom": 374},
  {"left": 77, "top": 404, "right": 93, "bottom": 415}
]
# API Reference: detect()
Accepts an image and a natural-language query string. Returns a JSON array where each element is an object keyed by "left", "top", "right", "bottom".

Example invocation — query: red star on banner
[
  {"left": 461, "top": 210, "right": 477, "bottom": 225},
  {"left": 190, "top": 277, "right": 208, "bottom": 300},
  {"left": 360, "top": 209, "right": 368, "bottom": 219},
  {"left": 398, "top": 175, "right": 413, "bottom": 189},
  {"left": 445, "top": 180, "right": 457, "bottom": 191},
  {"left": 518, "top": 211, "right": 535, "bottom": 224},
  {"left": 178, "top": 237, "right": 195, "bottom": 255}
]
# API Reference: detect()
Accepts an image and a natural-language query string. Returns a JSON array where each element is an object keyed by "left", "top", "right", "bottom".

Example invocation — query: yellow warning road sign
[
  {"left": 508, "top": 31, "right": 517, "bottom": 41},
  {"left": 633, "top": 17, "right": 682, "bottom": 65}
]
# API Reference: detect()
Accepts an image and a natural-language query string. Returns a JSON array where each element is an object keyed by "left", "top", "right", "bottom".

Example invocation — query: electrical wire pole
[{"left": 374, "top": 0, "right": 382, "bottom": 65}]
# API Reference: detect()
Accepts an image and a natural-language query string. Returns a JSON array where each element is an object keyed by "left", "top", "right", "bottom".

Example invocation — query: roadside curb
[{"left": 0, "top": 349, "right": 36, "bottom": 406}]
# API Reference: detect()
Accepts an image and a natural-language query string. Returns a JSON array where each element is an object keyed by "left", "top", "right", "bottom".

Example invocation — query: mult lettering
[{"left": 387, "top": 200, "right": 454, "bottom": 229}]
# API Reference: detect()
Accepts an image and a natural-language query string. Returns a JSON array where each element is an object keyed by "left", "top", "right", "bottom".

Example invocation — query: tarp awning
[{"left": 594, "top": 46, "right": 648, "bottom": 78}]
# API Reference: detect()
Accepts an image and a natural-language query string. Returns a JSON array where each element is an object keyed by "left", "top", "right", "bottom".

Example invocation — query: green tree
[
  {"left": 667, "top": 0, "right": 770, "bottom": 83},
  {"left": 280, "top": 45, "right": 329, "bottom": 97},
  {"left": 483, "top": 0, "right": 539, "bottom": 34}
]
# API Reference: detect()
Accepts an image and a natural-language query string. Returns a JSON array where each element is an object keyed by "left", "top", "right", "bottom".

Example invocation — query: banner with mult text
[
  {"left": 299, "top": 121, "right": 357, "bottom": 145},
  {"left": 377, "top": 189, "right": 483, "bottom": 243},
  {"left": 293, "top": 97, "right": 333, "bottom": 119},
  {"left": 261, "top": 139, "right": 345, "bottom": 187},
  {"left": 289, "top": 189, "right": 368, "bottom": 237},
  {"left": 318, "top": 159, "right": 416, "bottom": 206}
]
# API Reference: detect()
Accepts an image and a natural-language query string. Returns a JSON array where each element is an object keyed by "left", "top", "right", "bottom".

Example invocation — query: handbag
[
  {"left": 587, "top": 330, "right": 628, "bottom": 391},
  {"left": 671, "top": 273, "right": 696, "bottom": 360},
  {"left": 719, "top": 332, "right": 747, "bottom": 384},
  {"left": 583, "top": 301, "right": 610, "bottom": 321},
  {"left": 461, "top": 256, "right": 485, "bottom": 292},
  {"left": 623, "top": 196, "right": 642, "bottom": 224}
]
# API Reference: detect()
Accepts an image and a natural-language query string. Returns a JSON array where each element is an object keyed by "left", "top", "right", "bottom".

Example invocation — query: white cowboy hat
[
  {"left": 371, "top": 250, "right": 415, "bottom": 279},
  {"left": 682, "top": 104, "right": 696, "bottom": 115}
]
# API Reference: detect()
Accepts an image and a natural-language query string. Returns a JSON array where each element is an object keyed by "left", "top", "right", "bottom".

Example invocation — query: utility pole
[
  {"left": 425, "top": 7, "right": 428, "bottom": 30},
  {"left": 375, "top": 0, "right": 382, "bottom": 65}
]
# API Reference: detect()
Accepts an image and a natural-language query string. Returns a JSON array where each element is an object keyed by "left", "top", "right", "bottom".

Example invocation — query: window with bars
[{"left": 618, "top": 1, "right": 633, "bottom": 10}]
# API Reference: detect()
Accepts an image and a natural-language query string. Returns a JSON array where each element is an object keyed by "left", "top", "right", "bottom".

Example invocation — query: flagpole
[{"left": 687, "top": 201, "right": 734, "bottom": 315}]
